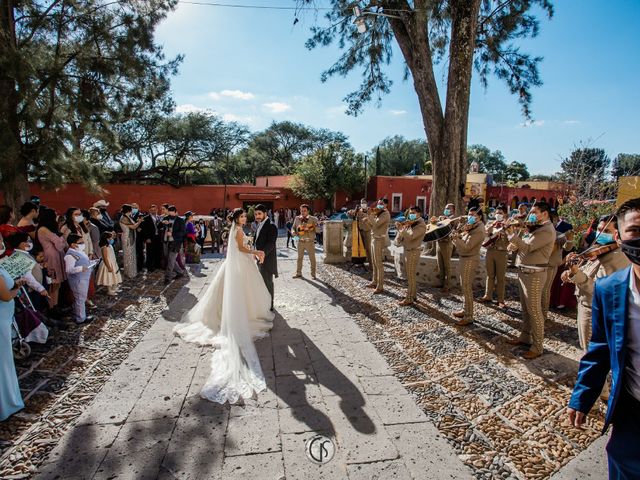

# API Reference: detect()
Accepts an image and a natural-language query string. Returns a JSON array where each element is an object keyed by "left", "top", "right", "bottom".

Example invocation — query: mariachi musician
[
  {"left": 561, "top": 215, "right": 630, "bottom": 351},
  {"left": 394, "top": 206, "right": 427, "bottom": 307},
  {"left": 361, "top": 198, "right": 391, "bottom": 294},
  {"left": 542, "top": 210, "right": 575, "bottom": 320},
  {"left": 451, "top": 207, "right": 485, "bottom": 325},
  {"left": 505, "top": 201, "right": 556, "bottom": 359},
  {"left": 480, "top": 206, "right": 509, "bottom": 308},
  {"left": 432, "top": 203, "right": 456, "bottom": 294}
]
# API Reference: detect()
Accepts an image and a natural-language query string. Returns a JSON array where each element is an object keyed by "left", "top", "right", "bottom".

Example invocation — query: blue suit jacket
[{"left": 569, "top": 266, "right": 633, "bottom": 431}]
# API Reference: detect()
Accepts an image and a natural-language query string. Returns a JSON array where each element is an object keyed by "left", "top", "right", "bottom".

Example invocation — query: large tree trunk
[
  {"left": 388, "top": 0, "right": 481, "bottom": 217},
  {"left": 0, "top": 0, "right": 29, "bottom": 212}
]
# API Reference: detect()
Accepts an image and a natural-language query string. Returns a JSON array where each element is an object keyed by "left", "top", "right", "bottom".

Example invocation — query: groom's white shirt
[{"left": 255, "top": 217, "right": 268, "bottom": 242}]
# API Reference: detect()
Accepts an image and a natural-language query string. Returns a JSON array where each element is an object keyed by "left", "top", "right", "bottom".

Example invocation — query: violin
[{"left": 565, "top": 242, "right": 619, "bottom": 267}]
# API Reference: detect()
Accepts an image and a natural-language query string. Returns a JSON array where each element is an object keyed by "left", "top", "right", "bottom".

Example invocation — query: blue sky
[{"left": 155, "top": 0, "right": 640, "bottom": 175}]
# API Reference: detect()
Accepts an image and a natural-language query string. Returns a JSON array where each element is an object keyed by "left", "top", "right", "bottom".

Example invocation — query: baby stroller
[{"left": 12, "top": 286, "right": 49, "bottom": 359}]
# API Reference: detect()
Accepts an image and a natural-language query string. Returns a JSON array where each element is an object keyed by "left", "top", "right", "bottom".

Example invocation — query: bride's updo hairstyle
[{"left": 230, "top": 208, "right": 244, "bottom": 225}]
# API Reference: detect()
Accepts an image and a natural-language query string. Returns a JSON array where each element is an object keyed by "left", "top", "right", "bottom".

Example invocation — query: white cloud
[
  {"left": 175, "top": 103, "right": 211, "bottom": 114},
  {"left": 222, "top": 113, "right": 256, "bottom": 124},
  {"left": 390, "top": 110, "right": 407, "bottom": 116},
  {"left": 263, "top": 102, "right": 292, "bottom": 113},
  {"left": 519, "top": 119, "right": 545, "bottom": 127},
  {"left": 208, "top": 89, "right": 255, "bottom": 101},
  {"left": 562, "top": 120, "right": 581, "bottom": 125}
]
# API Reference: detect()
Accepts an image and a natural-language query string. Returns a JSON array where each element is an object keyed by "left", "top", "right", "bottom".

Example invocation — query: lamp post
[{"left": 352, "top": 6, "right": 401, "bottom": 33}]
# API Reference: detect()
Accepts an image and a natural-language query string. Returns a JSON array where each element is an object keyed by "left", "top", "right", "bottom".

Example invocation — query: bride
[{"left": 173, "top": 208, "right": 275, "bottom": 404}]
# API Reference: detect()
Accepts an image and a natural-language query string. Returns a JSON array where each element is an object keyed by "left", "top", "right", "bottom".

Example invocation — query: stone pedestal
[{"left": 323, "top": 220, "right": 348, "bottom": 263}]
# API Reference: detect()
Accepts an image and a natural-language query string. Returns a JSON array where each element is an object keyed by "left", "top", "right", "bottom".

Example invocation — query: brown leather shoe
[
  {"left": 441, "top": 287, "right": 450, "bottom": 295},
  {"left": 373, "top": 289, "right": 384, "bottom": 295},
  {"left": 506, "top": 338, "right": 529, "bottom": 346},
  {"left": 455, "top": 318, "right": 473, "bottom": 326},
  {"left": 478, "top": 297, "right": 491, "bottom": 303},
  {"left": 399, "top": 299, "right": 413, "bottom": 307},
  {"left": 366, "top": 283, "right": 377, "bottom": 289},
  {"left": 522, "top": 350, "right": 541, "bottom": 360},
  {"left": 452, "top": 310, "right": 465, "bottom": 318},
  {"left": 293, "top": 274, "right": 302, "bottom": 279}
]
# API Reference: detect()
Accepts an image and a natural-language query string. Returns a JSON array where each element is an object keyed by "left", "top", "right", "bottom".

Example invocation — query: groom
[{"left": 254, "top": 204, "right": 278, "bottom": 310}]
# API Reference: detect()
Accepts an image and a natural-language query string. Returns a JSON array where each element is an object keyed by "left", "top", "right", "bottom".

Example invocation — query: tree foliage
[
  {"left": 505, "top": 161, "right": 530, "bottom": 183},
  {"left": 368, "top": 135, "right": 429, "bottom": 176},
  {"left": 0, "top": 0, "right": 180, "bottom": 209},
  {"left": 611, "top": 153, "right": 640, "bottom": 178},
  {"left": 289, "top": 142, "right": 364, "bottom": 207},
  {"left": 467, "top": 144, "right": 506, "bottom": 180},
  {"left": 296, "top": 0, "right": 552, "bottom": 215},
  {"left": 108, "top": 112, "right": 249, "bottom": 186},
  {"left": 560, "top": 148, "right": 611, "bottom": 182}
]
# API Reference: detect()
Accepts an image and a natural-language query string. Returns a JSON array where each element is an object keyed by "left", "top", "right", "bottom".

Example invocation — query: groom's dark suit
[{"left": 255, "top": 218, "right": 278, "bottom": 309}]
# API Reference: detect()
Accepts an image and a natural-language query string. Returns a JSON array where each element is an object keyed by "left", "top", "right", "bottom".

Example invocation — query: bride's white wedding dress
[{"left": 173, "top": 223, "right": 274, "bottom": 404}]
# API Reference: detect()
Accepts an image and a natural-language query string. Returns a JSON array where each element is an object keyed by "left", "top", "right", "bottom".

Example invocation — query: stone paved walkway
[{"left": 33, "top": 248, "right": 473, "bottom": 480}]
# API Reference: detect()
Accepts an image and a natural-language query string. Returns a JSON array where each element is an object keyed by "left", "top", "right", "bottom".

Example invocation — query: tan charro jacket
[
  {"left": 356, "top": 210, "right": 372, "bottom": 232},
  {"left": 508, "top": 221, "right": 556, "bottom": 267},
  {"left": 453, "top": 221, "right": 485, "bottom": 258},
  {"left": 548, "top": 231, "right": 574, "bottom": 267},
  {"left": 485, "top": 221, "right": 509, "bottom": 251},
  {"left": 569, "top": 248, "right": 630, "bottom": 307},
  {"left": 362, "top": 209, "right": 390, "bottom": 240},
  {"left": 395, "top": 218, "right": 427, "bottom": 251},
  {"left": 292, "top": 215, "right": 318, "bottom": 242}
]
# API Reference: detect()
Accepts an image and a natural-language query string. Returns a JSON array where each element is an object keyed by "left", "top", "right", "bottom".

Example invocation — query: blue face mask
[
  {"left": 595, "top": 232, "right": 615, "bottom": 245},
  {"left": 131, "top": 208, "right": 139, "bottom": 215},
  {"left": 443, "top": 209, "right": 451, "bottom": 216},
  {"left": 376, "top": 204, "right": 384, "bottom": 210},
  {"left": 527, "top": 214, "right": 538, "bottom": 223},
  {"left": 109, "top": 239, "right": 115, "bottom": 245},
  {"left": 467, "top": 216, "right": 477, "bottom": 225},
  {"left": 408, "top": 213, "right": 417, "bottom": 221}
]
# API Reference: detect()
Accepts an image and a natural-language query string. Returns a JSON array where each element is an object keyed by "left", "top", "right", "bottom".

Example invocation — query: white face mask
[
  {"left": 495, "top": 214, "right": 504, "bottom": 222},
  {"left": 74, "top": 215, "right": 84, "bottom": 223},
  {"left": 76, "top": 243, "right": 86, "bottom": 251},
  {"left": 97, "top": 214, "right": 104, "bottom": 220},
  {"left": 23, "top": 242, "right": 33, "bottom": 252}
]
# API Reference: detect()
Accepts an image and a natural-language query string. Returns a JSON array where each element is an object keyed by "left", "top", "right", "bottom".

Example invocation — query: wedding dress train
[{"left": 173, "top": 224, "right": 274, "bottom": 404}]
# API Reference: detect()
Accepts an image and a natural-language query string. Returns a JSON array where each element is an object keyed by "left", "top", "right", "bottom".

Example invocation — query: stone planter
[{"left": 323, "top": 220, "right": 349, "bottom": 263}]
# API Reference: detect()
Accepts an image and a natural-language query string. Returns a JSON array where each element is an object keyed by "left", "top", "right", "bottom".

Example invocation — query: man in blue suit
[{"left": 567, "top": 197, "right": 640, "bottom": 479}]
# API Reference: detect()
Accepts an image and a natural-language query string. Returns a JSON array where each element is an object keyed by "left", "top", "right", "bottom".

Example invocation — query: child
[
  {"left": 6, "top": 233, "right": 50, "bottom": 301},
  {"left": 96, "top": 231, "right": 122, "bottom": 296},
  {"left": 64, "top": 234, "right": 95, "bottom": 324}
]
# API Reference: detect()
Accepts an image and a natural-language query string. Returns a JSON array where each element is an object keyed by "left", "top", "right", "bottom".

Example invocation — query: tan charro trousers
[
  {"left": 460, "top": 256, "right": 479, "bottom": 321},
  {"left": 404, "top": 249, "right": 421, "bottom": 301},
  {"left": 296, "top": 239, "right": 316, "bottom": 276},
  {"left": 517, "top": 270, "right": 547, "bottom": 355},
  {"left": 484, "top": 249, "right": 508, "bottom": 302},
  {"left": 436, "top": 240, "right": 453, "bottom": 288},
  {"left": 371, "top": 238, "right": 386, "bottom": 289},
  {"left": 542, "top": 265, "right": 558, "bottom": 319},
  {"left": 577, "top": 303, "right": 592, "bottom": 352}
]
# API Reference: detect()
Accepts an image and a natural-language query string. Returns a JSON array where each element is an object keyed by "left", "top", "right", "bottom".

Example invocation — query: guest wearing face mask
[
  {"left": 5, "top": 233, "right": 50, "bottom": 301},
  {"left": 36, "top": 207, "right": 67, "bottom": 316},
  {"left": 89, "top": 206, "right": 112, "bottom": 234},
  {"left": 480, "top": 206, "right": 510, "bottom": 308},
  {"left": 64, "top": 234, "right": 95, "bottom": 324},
  {"left": 119, "top": 204, "right": 143, "bottom": 279},
  {"left": 567, "top": 198, "right": 640, "bottom": 479},
  {"left": 92, "top": 200, "right": 114, "bottom": 231},
  {"left": 61, "top": 207, "right": 97, "bottom": 309},
  {"left": 561, "top": 215, "right": 630, "bottom": 351}
]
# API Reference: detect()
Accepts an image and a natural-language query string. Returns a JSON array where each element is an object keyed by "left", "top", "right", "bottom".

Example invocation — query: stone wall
[{"left": 390, "top": 245, "right": 487, "bottom": 290}]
